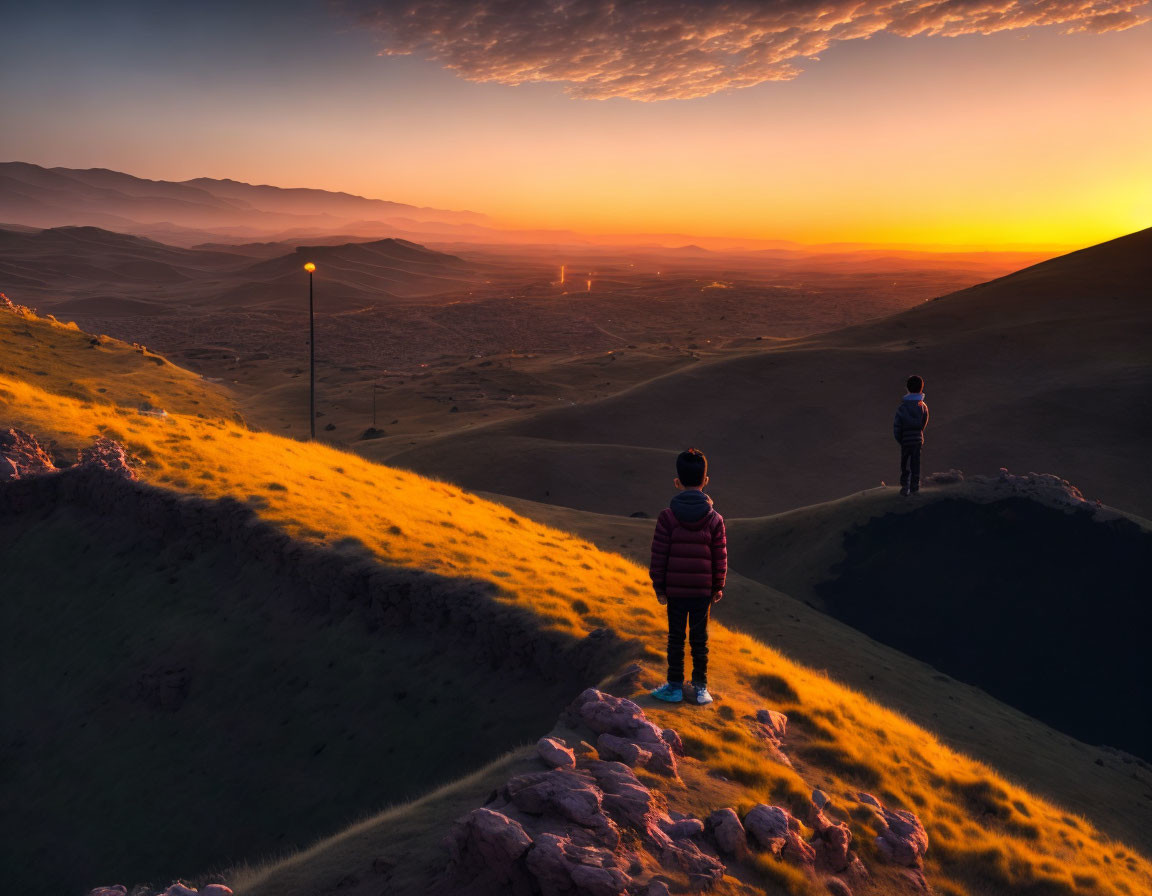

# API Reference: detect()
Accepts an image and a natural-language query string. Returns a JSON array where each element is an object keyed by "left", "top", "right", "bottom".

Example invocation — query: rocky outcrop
[
  {"left": 1, "top": 428, "right": 57, "bottom": 479},
  {"left": 705, "top": 808, "right": 747, "bottom": 857},
  {"left": 89, "top": 885, "right": 232, "bottom": 896},
  {"left": 79, "top": 436, "right": 137, "bottom": 479},
  {"left": 444, "top": 695, "right": 723, "bottom": 895},
  {"left": 857, "top": 792, "right": 929, "bottom": 867}
]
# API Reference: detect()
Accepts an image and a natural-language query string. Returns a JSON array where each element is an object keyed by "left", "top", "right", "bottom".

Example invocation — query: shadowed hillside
[
  {"left": 378, "top": 227, "right": 1152, "bottom": 518},
  {"left": 0, "top": 467, "right": 624, "bottom": 895}
]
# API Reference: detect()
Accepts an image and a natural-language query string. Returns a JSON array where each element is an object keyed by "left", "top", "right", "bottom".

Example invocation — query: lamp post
[{"left": 304, "top": 262, "right": 316, "bottom": 439}]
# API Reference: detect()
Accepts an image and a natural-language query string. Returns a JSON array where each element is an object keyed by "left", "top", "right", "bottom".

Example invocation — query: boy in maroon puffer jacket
[{"left": 649, "top": 448, "right": 727, "bottom": 705}]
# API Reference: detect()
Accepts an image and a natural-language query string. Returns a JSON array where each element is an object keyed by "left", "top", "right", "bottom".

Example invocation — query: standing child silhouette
[
  {"left": 893, "top": 375, "right": 930, "bottom": 496},
  {"left": 648, "top": 448, "right": 727, "bottom": 705}
]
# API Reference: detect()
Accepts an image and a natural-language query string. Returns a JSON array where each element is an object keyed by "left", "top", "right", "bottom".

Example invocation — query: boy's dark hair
[
  {"left": 676, "top": 448, "right": 708, "bottom": 487},
  {"left": 906, "top": 375, "right": 924, "bottom": 393}
]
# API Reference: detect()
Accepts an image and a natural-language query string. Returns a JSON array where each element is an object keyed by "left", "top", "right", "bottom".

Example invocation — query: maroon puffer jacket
[{"left": 649, "top": 490, "right": 727, "bottom": 600}]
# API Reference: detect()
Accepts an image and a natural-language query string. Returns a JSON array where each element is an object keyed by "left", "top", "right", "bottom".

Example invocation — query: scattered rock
[
  {"left": 857, "top": 793, "right": 928, "bottom": 867},
  {"left": 925, "top": 469, "right": 964, "bottom": 484},
  {"left": 813, "top": 820, "right": 854, "bottom": 873},
  {"left": 1, "top": 428, "right": 57, "bottom": 479},
  {"left": 645, "top": 881, "right": 671, "bottom": 896},
  {"left": 826, "top": 878, "right": 853, "bottom": 896},
  {"left": 663, "top": 818, "right": 704, "bottom": 840},
  {"left": 163, "top": 885, "right": 198, "bottom": 896},
  {"left": 200, "top": 887, "right": 233, "bottom": 896},
  {"left": 755, "top": 708, "right": 788, "bottom": 741},
  {"left": 706, "top": 808, "right": 747, "bottom": 856},
  {"left": 88, "top": 888, "right": 128, "bottom": 896},
  {"left": 78, "top": 437, "right": 137, "bottom": 479},
  {"left": 812, "top": 788, "right": 829, "bottom": 811},
  {"left": 744, "top": 805, "right": 815, "bottom": 869},
  {"left": 538, "top": 737, "right": 577, "bottom": 769}
]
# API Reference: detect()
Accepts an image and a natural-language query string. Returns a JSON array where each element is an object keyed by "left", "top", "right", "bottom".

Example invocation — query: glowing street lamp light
[{"left": 304, "top": 262, "right": 316, "bottom": 439}]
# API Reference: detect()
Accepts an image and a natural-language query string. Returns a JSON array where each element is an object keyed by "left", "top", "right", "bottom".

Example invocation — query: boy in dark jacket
[
  {"left": 649, "top": 448, "right": 727, "bottom": 705},
  {"left": 893, "top": 375, "right": 929, "bottom": 496}
]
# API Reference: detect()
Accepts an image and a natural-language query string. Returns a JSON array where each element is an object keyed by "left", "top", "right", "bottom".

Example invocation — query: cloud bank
[{"left": 343, "top": 0, "right": 1151, "bottom": 100}]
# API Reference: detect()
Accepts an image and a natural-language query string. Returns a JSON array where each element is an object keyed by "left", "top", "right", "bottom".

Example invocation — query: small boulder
[
  {"left": 744, "top": 805, "right": 815, "bottom": 869},
  {"left": 646, "top": 881, "right": 671, "bottom": 896},
  {"left": 875, "top": 807, "right": 929, "bottom": 867},
  {"left": 526, "top": 831, "right": 630, "bottom": 896},
  {"left": 504, "top": 770, "right": 607, "bottom": 831},
  {"left": 661, "top": 728, "right": 685, "bottom": 756},
  {"left": 857, "top": 793, "right": 928, "bottom": 867},
  {"left": 826, "top": 878, "right": 853, "bottom": 896},
  {"left": 813, "top": 821, "right": 854, "bottom": 873},
  {"left": 755, "top": 708, "right": 788, "bottom": 741},
  {"left": 78, "top": 437, "right": 136, "bottom": 479},
  {"left": 597, "top": 732, "right": 653, "bottom": 769},
  {"left": 88, "top": 888, "right": 127, "bottom": 896},
  {"left": 572, "top": 689, "right": 664, "bottom": 745},
  {"left": 643, "top": 741, "right": 679, "bottom": 778},
  {"left": 164, "top": 885, "right": 199, "bottom": 896},
  {"left": 200, "top": 887, "right": 233, "bottom": 896},
  {"left": 444, "top": 807, "right": 535, "bottom": 892},
  {"left": 663, "top": 818, "right": 704, "bottom": 840},
  {"left": 706, "top": 808, "right": 747, "bottom": 856},
  {"left": 538, "top": 736, "right": 577, "bottom": 769}
]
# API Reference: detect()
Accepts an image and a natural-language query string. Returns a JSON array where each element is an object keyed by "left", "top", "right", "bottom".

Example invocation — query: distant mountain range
[{"left": 0, "top": 161, "right": 495, "bottom": 247}]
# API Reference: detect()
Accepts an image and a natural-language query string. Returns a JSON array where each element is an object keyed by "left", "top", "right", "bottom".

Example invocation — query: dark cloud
[{"left": 342, "top": 0, "right": 1151, "bottom": 100}]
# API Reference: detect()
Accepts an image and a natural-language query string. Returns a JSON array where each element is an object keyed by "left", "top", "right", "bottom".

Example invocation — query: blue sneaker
[{"left": 651, "top": 682, "right": 683, "bottom": 703}]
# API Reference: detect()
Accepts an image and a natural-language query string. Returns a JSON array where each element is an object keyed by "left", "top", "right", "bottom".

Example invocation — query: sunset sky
[{"left": 2, "top": 0, "right": 1150, "bottom": 248}]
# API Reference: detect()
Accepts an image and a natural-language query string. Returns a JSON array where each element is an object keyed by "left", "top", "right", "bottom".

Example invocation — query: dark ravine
[
  {"left": 0, "top": 464, "right": 634, "bottom": 895},
  {"left": 816, "top": 496, "right": 1152, "bottom": 760}
]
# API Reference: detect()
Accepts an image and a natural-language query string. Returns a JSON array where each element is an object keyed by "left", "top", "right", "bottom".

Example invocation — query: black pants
[
  {"left": 900, "top": 443, "right": 922, "bottom": 492},
  {"left": 667, "top": 596, "right": 711, "bottom": 686}
]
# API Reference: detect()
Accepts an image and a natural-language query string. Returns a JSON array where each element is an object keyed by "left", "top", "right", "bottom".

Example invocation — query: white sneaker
[{"left": 692, "top": 683, "right": 713, "bottom": 705}]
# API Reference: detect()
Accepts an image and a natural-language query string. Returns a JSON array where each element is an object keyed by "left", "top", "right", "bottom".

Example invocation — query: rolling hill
[
  {"left": 376, "top": 226, "right": 1152, "bottom": 519},
  {"left": 0, "top": 224, "right": 484, "bottom": 311},
  {"left": 2, "top": 295, "right": 1151, "bottom": 895}
]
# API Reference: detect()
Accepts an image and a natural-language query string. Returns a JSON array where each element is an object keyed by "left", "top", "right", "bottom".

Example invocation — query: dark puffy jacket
[
  {"left": 649, "top": 490, "right": 727, "bottom": 600},
  {"left": 893, "top": 394, "right": 929, "bottom": 445}
]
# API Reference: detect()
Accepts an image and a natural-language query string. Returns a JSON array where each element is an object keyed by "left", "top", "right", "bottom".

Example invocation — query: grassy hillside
[{"left": 2, "top": 306, "right": 1151, "bottom": 895}]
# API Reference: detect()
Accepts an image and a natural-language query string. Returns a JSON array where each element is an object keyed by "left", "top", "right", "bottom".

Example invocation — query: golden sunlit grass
[{"left": 4, "top": 308, "right": 1150, "bottom": 896}]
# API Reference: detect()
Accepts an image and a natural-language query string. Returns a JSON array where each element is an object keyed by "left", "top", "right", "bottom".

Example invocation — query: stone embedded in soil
[
  {"left": 826, "top": 878, "right": 853, "bottom": 896},
  {"left": 663, "top": 818, "right": 705, "bottom": 840},
  {"left": 538, "top": 736, "right": 577, "bottom": 769},
  {"left": 88, "top": 889, "right": 128, "bottom": 896},
  {"left": 857, "top": 792, "right": 928, "bottom": 867},
  {"left": 744, "top": 805, "right": 816, "bottom": 869},
  {"left": 706, "top": 808, "right": 748, "bottom": 856},
  {"left": 755, "top": 708, "right": 788, "bottom": 741}
]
